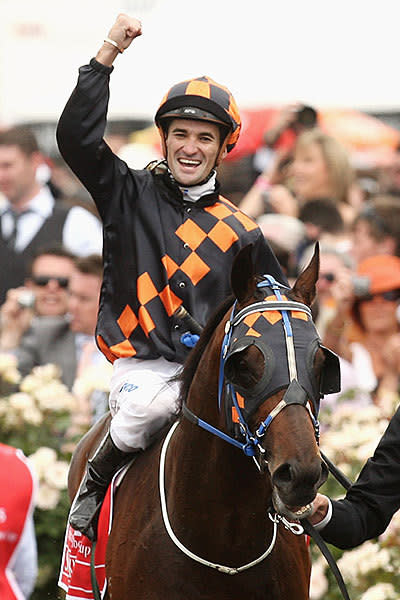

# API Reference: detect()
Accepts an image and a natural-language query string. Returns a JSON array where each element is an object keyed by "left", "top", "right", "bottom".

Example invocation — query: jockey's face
[{"left": 165, "top": 118, "right": 225, "bottom": 186}]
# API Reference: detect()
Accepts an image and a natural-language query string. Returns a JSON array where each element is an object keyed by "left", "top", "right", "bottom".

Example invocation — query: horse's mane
[{"left": 177, "top": 294, "right": 235, "bottom": 408}]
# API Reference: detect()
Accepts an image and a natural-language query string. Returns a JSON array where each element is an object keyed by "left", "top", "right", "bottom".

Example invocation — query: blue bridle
[{"left": 182, "top": 276, "right": 321, "bottom": 466}]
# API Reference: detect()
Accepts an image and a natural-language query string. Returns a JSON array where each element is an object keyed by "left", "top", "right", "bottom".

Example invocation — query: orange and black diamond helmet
[{"left": 155, "top": 75, "right": 241, "bottom": 157}]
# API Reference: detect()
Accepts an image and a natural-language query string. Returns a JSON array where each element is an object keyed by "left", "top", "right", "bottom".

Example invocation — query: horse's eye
[{"left": 225, "top": 348, "right": 264, "bottom": 388}]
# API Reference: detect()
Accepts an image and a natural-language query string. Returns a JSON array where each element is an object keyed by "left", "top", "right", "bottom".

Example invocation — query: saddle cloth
[{"left": 58, "top": 466, "right": 127, "bottom": 600}]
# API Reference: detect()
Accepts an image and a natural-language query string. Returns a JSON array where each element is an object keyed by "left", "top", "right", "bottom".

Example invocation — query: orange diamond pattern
[
  {"left": 105, "top": 195, "right": 270, "bottom": 360},
  {"left": 117, "top": 305, "right": 139, "bottom": 338},
  {"left": 138, "top": 305, "right": 155, "bottom": 337},
  {"left": 204, "top": 203, "right": 234, "bottom": 220},
  {"left": 180, "top": 252, "right": 210, "bottom": 285},
  {"left": 137, "top": 272, "right": 158, "bottom": 305},
  {"left": 244, "top": 314, "right": 259, "bottom": 328},
  {"left": 208, "top": 220, "right": 238, "bottom": 252},
  {"left": 110, "top": 339, "right": 137, "bottom": 357},
  {"left": 175, "top": 220, "right": 207, "bottom": 250},
  {"left": 234, "top": 211, "right": 258, "bottom": 232},
  {"left": 159, "top": 285, "right": 183, "bottom": 317},
  {"left": 162, "top": 255, "right": 179, "bottom": 278}
]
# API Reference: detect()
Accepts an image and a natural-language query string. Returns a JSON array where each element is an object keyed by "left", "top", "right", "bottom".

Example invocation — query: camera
[
  {"left": 352, "top": 276, "right": 371, "bottom": 298},
  {"left": 295, "top": 105, "right": 318, "bottom": 128},
  {"left": 17, "top": 290, "right": 36, "bottom": 309}
]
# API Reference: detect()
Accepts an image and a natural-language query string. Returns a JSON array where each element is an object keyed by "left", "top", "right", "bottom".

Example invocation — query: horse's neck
[{"left": 167, "top": 419, "right": 272, "bottom": 533}]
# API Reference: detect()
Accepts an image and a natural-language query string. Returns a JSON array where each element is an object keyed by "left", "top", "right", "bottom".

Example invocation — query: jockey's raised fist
[{"left": 107, "top": 14, "right": 142, "bottom": 52}]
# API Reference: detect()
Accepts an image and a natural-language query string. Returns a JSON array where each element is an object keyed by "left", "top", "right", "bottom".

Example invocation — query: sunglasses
[
  {"left": 361, "top": 290, "right": 400, "bottom": 303},
  {"left": 31, "top": 275, "right": 69, "bottom": 288},
  {"left": 319, "top": 272, "right": 335, "bottom": 282}
]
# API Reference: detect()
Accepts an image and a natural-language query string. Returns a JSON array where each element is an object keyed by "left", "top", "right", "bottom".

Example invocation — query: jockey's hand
[
  {"left": 107, "top": 14, "right": 142, "bottom": 51},
  {"left": 97, "top": 14, "right": 142, "bottom": 66},
  {"left": 309, "top": 493, "right": 329, "bottom": 526}
]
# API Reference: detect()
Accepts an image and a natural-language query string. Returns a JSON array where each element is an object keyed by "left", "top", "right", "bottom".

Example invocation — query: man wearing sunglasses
[
  {"left": 0, "top": 245, "right": 76, "bottom": 352},
  {"left": 1, "top": 254, "right": 106, "bottom": 394}
]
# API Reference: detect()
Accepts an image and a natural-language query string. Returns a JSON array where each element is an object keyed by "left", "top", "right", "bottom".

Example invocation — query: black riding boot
[{"left": 70, "top": 432, "right": 134, "bottom": 541}]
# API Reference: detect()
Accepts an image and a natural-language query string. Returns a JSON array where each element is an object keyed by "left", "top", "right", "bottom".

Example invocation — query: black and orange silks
[{"left": 57, "top": 59, "right": 286, "bottom": 365}]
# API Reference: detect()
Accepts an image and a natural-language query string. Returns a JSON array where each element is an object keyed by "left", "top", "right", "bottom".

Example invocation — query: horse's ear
[
  {"left": 231, "top": 244, "right": 256, "bottom": 303},
  {"left": 291, "top": 242, "right": 320, "bottom": 307}
]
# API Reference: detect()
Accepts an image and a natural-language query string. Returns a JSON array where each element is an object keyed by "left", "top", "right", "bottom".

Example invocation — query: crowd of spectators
[{"left": 235, "top": 105, "right": 400, "bottom": 417}]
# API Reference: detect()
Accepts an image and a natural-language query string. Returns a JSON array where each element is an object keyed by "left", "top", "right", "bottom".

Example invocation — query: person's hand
[
  {"left": 309, "top": 493, "right": 329, "bottom": 526},
  {"left": 267, "top": 185, "right": 298, "bottom": 217},
  {"left": 97, "top": 14, "right": 142, "bottom": 66},
  {"left": 263, "top": 103, "right": 302, "bottom": 147},
  {"left": 330, "top": 267, "right": 354, "bottom": 312},
  {"left": 107, "top": 13, "right": 143, "bottom": 52},
  {"left": 0, "top": 287, "right": 35, "bottom": 350},
  {"left": 381, "top": 333, "right": 400, "bottom": 375},
  {"left": 274, "top": 103, "right": 302, "bottom": 131}
]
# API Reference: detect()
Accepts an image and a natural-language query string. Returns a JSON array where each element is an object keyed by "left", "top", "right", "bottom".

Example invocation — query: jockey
[
  {"left": 0, "top": 444, "right": 37, "bottom": 599},
  {"left": 57, "top": 13, "right": 287, "bottom": 541}
]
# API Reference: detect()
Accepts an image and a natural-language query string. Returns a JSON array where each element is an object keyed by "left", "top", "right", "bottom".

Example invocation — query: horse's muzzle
[{"left": 271, "top": 456, "right": 328, "bottom": 520}]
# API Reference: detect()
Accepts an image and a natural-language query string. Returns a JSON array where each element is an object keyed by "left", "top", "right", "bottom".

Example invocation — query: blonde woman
[{"left": 240, "top": 128, "right": 356, "bottom": 227}]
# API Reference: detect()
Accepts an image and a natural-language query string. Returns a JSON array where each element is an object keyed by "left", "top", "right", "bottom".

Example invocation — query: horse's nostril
[{"left": 273, "top": 463, "right": 292, "bottom": 486}]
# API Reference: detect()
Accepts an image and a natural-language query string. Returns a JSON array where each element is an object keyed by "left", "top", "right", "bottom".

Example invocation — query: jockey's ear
[
  {"left": 291, "top": 242, "right": 319, "bottom": 307},
  {"left": 231, "top": 244, "right": 256, "bottom": 303}
]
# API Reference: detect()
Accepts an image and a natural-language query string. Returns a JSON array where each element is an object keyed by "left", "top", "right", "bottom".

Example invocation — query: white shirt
[{"left": 0, "top": 186, "right": 102, "bottom": 256}]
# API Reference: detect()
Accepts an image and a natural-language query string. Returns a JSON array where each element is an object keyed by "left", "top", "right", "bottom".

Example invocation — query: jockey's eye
[{"left": 225, "top": 346, "right": 265, "bottom": 388}]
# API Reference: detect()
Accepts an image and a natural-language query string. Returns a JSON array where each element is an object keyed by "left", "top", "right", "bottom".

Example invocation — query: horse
[{"left": 68, "top": 243, "right": 340, "bottom": 599}]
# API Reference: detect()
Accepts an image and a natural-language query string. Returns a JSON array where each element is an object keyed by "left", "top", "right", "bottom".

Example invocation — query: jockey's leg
[
  {"left": 69, "top": 431, "right": 133, "bottom": 541},
  {"left": 70, "top": 357, "right": 181, "bottom": 541}
]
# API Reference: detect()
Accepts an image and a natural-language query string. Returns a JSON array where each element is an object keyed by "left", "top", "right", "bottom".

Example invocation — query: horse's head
[{"left": 220, "top": 243, "right": 339, "bottom": 520}]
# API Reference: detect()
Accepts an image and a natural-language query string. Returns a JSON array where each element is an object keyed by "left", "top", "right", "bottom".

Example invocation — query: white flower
[
  {"left": 36, "top": 482, "right": 60, "bottom": 510},
  {"left": 31, "top": 364, "right": 62, "bottom": 382},
  {"left": 20, "top": 364, "right": 62, "bottom": 394},
  {"left": 8, "top": 392, "right": 35, "bottom": 412},
  {"left": 0, "top": 352, "right": 18, "bottom": 368},
  {"left": 24, "top": 406, "right": 43, "bottom": 426},
  {"left": 34, "top": 381, "right": 74, "bottom": 412},
  {"left": 379, "top": 508, "right": 400, "bottom": 544},
  {"left": 360, "top": 582, "right": 397, "bottom": 600},
  {"left": 45, "top": 460, "right": 69, "bottom": 490},
  {"left": 309, "top": 558, "right": 328, "bottom": 599},
  {"left": 72, "top": 363, "right": 112, "bottom": 398},
  {"left": 20, "top": 374, "right": 40, "bottom": 394},
  {"left": 28, "top": 447, "right": 58, "bottom": 479},
  {"left": 337, "top": 542, "right": 393, "bottom": 586}
]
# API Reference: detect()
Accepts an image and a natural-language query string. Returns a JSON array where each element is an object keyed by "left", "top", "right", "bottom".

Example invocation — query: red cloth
[
  {"left": 0, "top": 444, "right": 34, "bottom": 600},
  {"left": 58, "top": 477, "right": 115, "bottom": 600}
]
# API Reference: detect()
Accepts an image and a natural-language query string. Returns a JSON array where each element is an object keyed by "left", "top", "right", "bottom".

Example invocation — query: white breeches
[{"left": 109, "top": 357, "right": 182, "bottom": 452}]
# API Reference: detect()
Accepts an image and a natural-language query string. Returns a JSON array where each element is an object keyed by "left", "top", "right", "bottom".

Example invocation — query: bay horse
[{"left": 68, "top": 243, "right": 340, "bottom": 599}]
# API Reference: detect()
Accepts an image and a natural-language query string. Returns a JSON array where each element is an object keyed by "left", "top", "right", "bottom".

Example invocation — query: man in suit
[
  {"left": 310, "top": 403, "right": 400, "bottom": 549},
  {"left": 14, "top": 254, "right": 105, "bottom": 390},
  {"left": 0, "top": 126, "right": 103, "bottom": 304}
]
